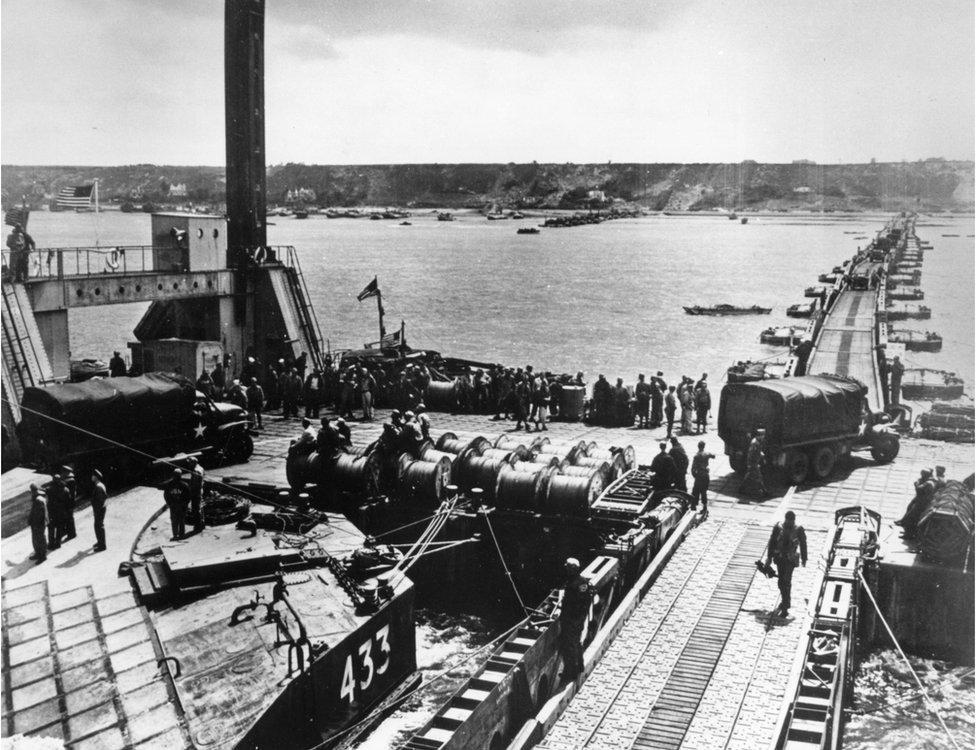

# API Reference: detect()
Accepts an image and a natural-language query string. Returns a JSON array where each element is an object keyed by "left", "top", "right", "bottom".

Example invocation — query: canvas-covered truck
[
  {"left": 17, "top": 372, "right": 253, "bottom": 478},
  {"left": 718, "top": 374, "right": 900, "bottom": 484}
]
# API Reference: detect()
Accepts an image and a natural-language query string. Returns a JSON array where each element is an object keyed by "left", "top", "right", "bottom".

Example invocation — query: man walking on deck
[
  {"left": 635, "top": 374, "right": 650, "bottom": 429},
  {"left": 91, "top": 470, "right": 107, "bottom": 552},
  {"left": 650, "top": 379, "right": 664, "bottom": 428},
  {"left": 691, "top": 442, "right": 716, "bottom": 513},
  {"left": 741, "top": 430, "right": 769, "bottom": 498},
  {"left": 557, "top": 558, "right": 591, "bottom": 684},
  {"left": 766, "top": 511, "right": 807, "bottom": 618},
  {"left": 889, "top": 356, "right": 905, "bottom": 406},
  {"left": 694, "top": 380, "right": 711, "bottom": 434},
  {"left": 246, "top": 377, "right": 265, "bottom": 429}
]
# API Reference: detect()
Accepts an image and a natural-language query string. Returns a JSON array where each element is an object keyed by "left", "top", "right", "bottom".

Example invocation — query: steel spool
[
  {"left": 434, "top": 432, "right": 459, "bottom": 451},
  {"left": 544, "top": 472, "right": 606, "bottom": 515},
  {"left": 529, "top": 435, "right": 550, "bottom": 452},
  {"left": 333, "top": 452, "right": 382, "bottom": 495},
  {"left": 587, "top": 445, "right": 636, "bottom": 470},
  {"left": 545, "top": 439, "right": 586, "bottom": 455},
  {"left": 396, "top": 455, "right": 452, "bottom": 505},
  {"left": 350, "top": 444, "right": 372, "bottom": 458},
  {"left": 419, "top": 444, "right": 458, "bottom": 480},
  {"left": 560, "top": 462, "right": 610, "bottom": 482},
  {"left": 511, "top": 459, "right": 557, "bottom": 474},
  {"left": 492, "top": 434, "right": 539, "bottom": 452},
  {"left": 482, "top": 446, "right": 529, "bottom": 463},
  {"left": 495, "top": 464, "right": 555, "bottom": 510},
  {"left": 458, "top": 455, "right": 513, "bottom": 499},
  {"left": 522, "top": 454, "right": 562, "bottom": 470},
  {"left": 424, "top": 380, "right": 459, "bottom": 411},
  {"left": 539, "top": 444, "right": 581, "bottom": 465}
]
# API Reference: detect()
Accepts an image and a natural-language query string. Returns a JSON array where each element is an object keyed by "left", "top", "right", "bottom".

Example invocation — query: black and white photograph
[{"left": 0, "top": 1, "right": 973, "bottom": 748}]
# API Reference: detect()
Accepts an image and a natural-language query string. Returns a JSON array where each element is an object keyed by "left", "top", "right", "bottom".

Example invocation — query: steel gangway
[
  {"left": 273, "top": 247, "right": 328, "bottom": 373},
  {"left": 1, "top": 281, "right": 55, "bottom": 411}
]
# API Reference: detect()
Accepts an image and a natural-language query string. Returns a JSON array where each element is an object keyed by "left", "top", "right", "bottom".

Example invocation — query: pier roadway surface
[
  {"left": 1, "top": 406, "right": 972, "bottom": 748},
  {"left": 537, "top": 520, "right": 827, "bottom": 750},
  {"left": 805, "top": 289, "right": 884, "bottom": 411}
]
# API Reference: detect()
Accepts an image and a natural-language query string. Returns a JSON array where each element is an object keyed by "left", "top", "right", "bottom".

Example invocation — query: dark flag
[
  {"left": 380, "top": 329, "right": 402, "bottom": 347},
  {"left": 4, "top": 206, "right": 29, "bottom": 228},
  {"left": 56, "top": 184, "right": 95, "bottom": 209},
  {"left": 356, "top": 276, "right": 380, "bottom": 301}
]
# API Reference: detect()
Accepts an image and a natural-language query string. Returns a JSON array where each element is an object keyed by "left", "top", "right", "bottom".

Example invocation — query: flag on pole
[
  {"left": 56, "top": 184, "right": 95, "bottom": 209},
  {"left": 380, "top": 329, "right": 402, "bottom": 347},
  {"left": 356, "top": 276, "right": 380, "bottom": 301},
  {"left": 4, "top": 206, "right": 29, "bottom": 227}
]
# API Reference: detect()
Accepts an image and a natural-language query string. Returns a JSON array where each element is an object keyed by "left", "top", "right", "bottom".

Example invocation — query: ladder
[
  {"left": 1, "top": 282, "right": 54, "bottom": 405},
  {"left": 282, "top": 248, "right": 327, "bottom": 372}
]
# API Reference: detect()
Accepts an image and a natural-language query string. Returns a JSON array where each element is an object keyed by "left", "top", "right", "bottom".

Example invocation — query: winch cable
[
  {"left": 305, "top": 613, "right": 532, "bottom": 750},
  {"left": 857, "top": 568, "right": 963, "bottom": 750},
  {"left": 369, "top": 512, "right": 440, "bottom": 539},
  {"left": 386, "top": 497, "right": 458, "bottom": 588},
  {"left": 482, "top": 506, "right": 530, "bottom": 618},
  {"left": 5, "top": 396, "right": 321, "bottom": 522}
]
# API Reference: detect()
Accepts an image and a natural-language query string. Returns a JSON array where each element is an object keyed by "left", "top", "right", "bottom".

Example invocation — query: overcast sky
[{"left": 2, "top": 0, "right": 973, "bottom": 165}]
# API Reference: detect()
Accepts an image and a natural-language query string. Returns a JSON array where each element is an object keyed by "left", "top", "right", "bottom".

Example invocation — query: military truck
[
  {"left": 17, "top": 372, "right": 253, "bottom": 478},
  {"left": 718, "top": 374, "right": 900, "bottom": 484}
]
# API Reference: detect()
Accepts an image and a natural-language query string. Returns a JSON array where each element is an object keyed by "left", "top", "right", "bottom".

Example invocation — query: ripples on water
[
  {"left": 844, "top": 649, "right": 975, "bottom": 750},
  {"left": 48, "top": 210, "right": 973, "bottom": 388}
]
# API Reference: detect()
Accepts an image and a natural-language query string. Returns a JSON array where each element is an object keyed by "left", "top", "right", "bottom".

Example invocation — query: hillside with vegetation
[{"left": 2, "top": 160, "right": 972, "bottom": 212}]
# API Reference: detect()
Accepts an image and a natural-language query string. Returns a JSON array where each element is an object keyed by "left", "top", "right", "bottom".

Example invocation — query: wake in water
[{"left": 844, "top": 649, "right": 975, "bottom": 750}]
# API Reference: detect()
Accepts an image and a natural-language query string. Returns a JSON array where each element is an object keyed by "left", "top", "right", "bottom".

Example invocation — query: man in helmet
[
  {"left": 163, "top": 469, "right": 189, "bottom": 541},
  {"left": 91, "top": 469, "right": 108, "bottom": 551},
  {"left": 766, "top": 511, "right": 807, "bottom": 618}
]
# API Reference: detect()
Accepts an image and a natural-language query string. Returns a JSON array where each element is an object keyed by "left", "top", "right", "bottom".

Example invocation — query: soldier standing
[
  {"left": 91, "top": 470, "right": 107, "bottom": 552},
  {"left": 28, "top": 485, "right": 48, "bottom": 563},
  {"left": 635, "top": 374, "right": 651, "bottom": 429},
  {"left": 557, "top": 558, "right": 591, "bottom": 684},
  {"left": 109, "top": 351, "right": 127, "bottom": 377},
  {"left": 742, "top": 430, "right": 769, "bottom": 498},
  {"left": 62, "top": 468, "right": 78, "bottom": 540},
  {"left": 694, "top": 381, "right": 711, "bottom": 434},
  {"left": 246, "top": 377, "right": 265, "bottom": 428},
  {"left": 664, "top": 386, "right": 678, "bottom": 438},
  {"left": 650, "top": 379, "right": 664, "bottom": 428},
  {"left": 889, "top": 355, "right": 905, "bottom": 406},
  {"left": 164, "top": 469, "right": 189, "bottom": 540},
  {"left": 650, "top": 442, "right": 676, "bottom": 491},
  {"left": 766, "top": 511, "right": 807, "bottom": 618},
  {"left": 47, "top": 472, "right": 69, "bottom": 547},
  {"left": 690, "top": 442, "right": 716, "bottom": 512},
  {"left": 669, "top": 438, "right": 689, "bottom": 492}
]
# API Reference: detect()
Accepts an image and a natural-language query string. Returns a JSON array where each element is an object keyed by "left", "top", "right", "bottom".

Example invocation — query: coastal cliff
[{"left": 3, "top": 160, "right": 972, "bottom": 212}]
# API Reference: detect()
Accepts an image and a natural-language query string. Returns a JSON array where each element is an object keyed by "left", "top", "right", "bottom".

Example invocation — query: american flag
[
  {"left": 4, "top": 206, "right": 29, "bottom": 228},
  {"left": 56, "top": 184, "right": 95, "bottom": 209}
]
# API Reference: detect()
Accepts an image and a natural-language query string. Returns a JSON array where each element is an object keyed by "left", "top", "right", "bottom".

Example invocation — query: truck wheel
[
  {"left": 784, "top": 450, "right": 810, "bottom": 484},
  {"left": 812, "top": 445, "right": 836, "bottom": 480},
  {"left": 225, "top": 431, "right": 254, "bottom": 463},
  {"left": 870, "top": 435, "right": 899, "bottom": 464}
]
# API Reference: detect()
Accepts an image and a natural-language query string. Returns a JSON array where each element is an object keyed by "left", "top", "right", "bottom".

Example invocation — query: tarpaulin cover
[
  {"left": 20, "top": 372, "right": 195, "bottom": 450},
  {"left": 719, "top": 375, "right": 866, "bottom": 448}
]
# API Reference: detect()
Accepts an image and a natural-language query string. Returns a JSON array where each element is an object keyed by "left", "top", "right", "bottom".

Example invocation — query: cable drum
[
  {"left": 527, "top": 454, "right": 564, "bottom": 470},
  {"left": 588, "top": 445, "right": 636, "bottom": 470},
  {"left": 350, "top": 444, "right": 372, "bottom": 457},
  {"left": 457, "top": 455, "right": 513, "bottom": 499},
  {"left": 495, "top": 465, "right": 555, "bottom": 510},
  {"left": 560, "top": 462, "right": 611, "bottom": 483},
  {"left": 577, "top": 453, "right": 626, "bottom": 480},
  {"left": 545, "top": 439, "right": 586, "bottom": 456},
  {"left": 334, "top": 452, "right": 382, "bottom": 496},
  {"left": 419, "top": 444, "right": 458, "bottom": 481},
  {"left": 424, "top": 380, "right": 459, "bottom": 411},
  {"left": 543, "top": 473, "right": 605, "bottom": 515},
  {"left": 539, "top": 444, "right": 581, "bottom": 465},
  {"left": 511, "top": 459, "right": 557, "bottom": 474},
  {"left": 436, "top": 433, "right": 490, "bottom": 456},
  {"left": 493, "top": 434, "right": 543, "bottom": 453},
  {"left": 397, "top": 455, "right": 452, "bottom": 505},
  {"left": 482, "top": 446, "right": 529, "bottom": 463}
]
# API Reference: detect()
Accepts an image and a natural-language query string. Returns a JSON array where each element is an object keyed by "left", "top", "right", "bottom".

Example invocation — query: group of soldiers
[
  {"left": 648, "top": 439, "right": 717, "bottom": 511},
  {"left": 27, "top": 468, "right": 107, "bottom": 564},
  {"left": 591, "top": 372, "right": 712, "bottom": 435}
]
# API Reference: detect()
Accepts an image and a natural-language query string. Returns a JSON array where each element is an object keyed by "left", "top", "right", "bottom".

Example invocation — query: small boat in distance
[
  {"left": 683, "top": 304, "right": 772, "bottom": 316},
  {"left": 436, "top": 212, "right": 455, "bottom": 221},
  {"left": 889, "top": 329, "right": 943, "bottom": 352},
  {"left": 740, "top": 217, "right": 748, "bottom": 224},
  {"left": 517, "top": 227, "right": 540, "bottom": 235},
  {"left": 787, "top": 302, "right": 816, "bottom": 318}
]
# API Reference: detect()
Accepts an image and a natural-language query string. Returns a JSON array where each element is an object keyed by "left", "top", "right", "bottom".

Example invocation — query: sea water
[{"left": 24, "top": 209, "right": 976, "bottom": 744}]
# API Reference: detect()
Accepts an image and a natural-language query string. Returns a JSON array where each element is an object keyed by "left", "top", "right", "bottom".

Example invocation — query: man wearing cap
[
  {"left": 664, "top": 386, "right": 678, "bottom": 438},
  {"left": 360, "top": 368, "right": 376, "bottom": 421},
  {"left": 187, "top": 457, "right": 205, "bottom": 534},
  {"left": 557, "top": 558, "right": 591, "bottom": 683},
  {"left": 415, "top": 404, "right": 432, "bottom": 443},
  {"left": 690, "top": 442, "right": 716, "bottom": 512},
  {"left": 766, "top": 511, "right": 807, "bottom": 618},
  {"left": 635, "top": 374, "right": 651, "bottom": 429},
  {"left": 62, "top": 468, "right": 78, "bottom": 541},
  {"left": 246, "top": 377, "right": 265, "bottom": 429},
  {"left": 91, "top": 470, "right": 108, "bottom": 552},
  {"left": 28, "top": 484, "right": 48, "bottom": 563},
  {"left": 934, "top": 465, "right": 947, "bottom": 490},
  {"left": 163, "top": 469, "right": 189, "bottom": 541},
  {"left": 46, "top": 472, "right": 70, "bottom": 547},
  {"left": 669, "top": 438, "right": 689, "bottom": 492},
  {"left": 741, "top": 430, "right": 768, "bottom": 498},
  {"left": 650, "top": 442, "right": 676, "bottom": 491}
]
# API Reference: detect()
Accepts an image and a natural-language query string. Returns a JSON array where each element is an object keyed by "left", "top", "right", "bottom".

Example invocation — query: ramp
[
  {"left": 264, "top": 266, "right": 325, "bottom": 371},
  {"left": 538, "top": 520, "right": 826, "bottom": 750},
  {"left": 2, "top": 282, "right": 55, "bottom": 404},
  {"left": 805, "top": 290, "right": 884, "bottom": 412}
]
